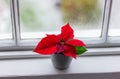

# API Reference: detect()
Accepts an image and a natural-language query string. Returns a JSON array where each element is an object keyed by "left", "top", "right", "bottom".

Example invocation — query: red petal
[
  {"left": 63, "top": 45, "right": 76, "bottom": 59},
  {"left": 34, "top": 35, "right": 59, "bottom": 55},
  {"left": 60, "top": 23, "right": 74, "bottom": 41},
  {"left": 66, "top": 39, "right": 86, "bottom": 46},
  {"left": 56, "top": 44, "right": 64, "bottom": 53},
  {"left": 34, "top": 46, "right": 57, "bottom": 55}
]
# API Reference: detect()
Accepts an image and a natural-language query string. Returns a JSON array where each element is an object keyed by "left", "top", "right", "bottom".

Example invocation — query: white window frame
[{"left": 0, "top": 0, "right": 120, "bottom": 59}]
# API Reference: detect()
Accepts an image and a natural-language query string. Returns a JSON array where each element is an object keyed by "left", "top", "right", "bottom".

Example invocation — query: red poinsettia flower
[{"left": 34, "top": 23, "right": 86, "bottom": 58}]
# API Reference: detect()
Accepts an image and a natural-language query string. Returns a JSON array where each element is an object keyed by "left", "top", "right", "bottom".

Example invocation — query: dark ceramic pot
[{"left": 51, "top": 53, "right": 72, "bottom": 70}]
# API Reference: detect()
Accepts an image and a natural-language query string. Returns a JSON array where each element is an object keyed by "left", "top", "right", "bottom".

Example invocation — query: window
[
  {"left": 0, "top": 0, "right": 12, "bottom": 40},
  {"left": 109, "top": 0, "right": 120, "bottom": 37},
  {"left": 19, "top": 0, "right": 104, "bottom": 39},
  {"left": 0, "top": 0, "right": 120, "bottom": 52}
]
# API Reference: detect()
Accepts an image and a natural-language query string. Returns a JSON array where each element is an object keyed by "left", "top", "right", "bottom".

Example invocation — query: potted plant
[{"left": 34, "top": 23, "right": 87, "bottom": 70}]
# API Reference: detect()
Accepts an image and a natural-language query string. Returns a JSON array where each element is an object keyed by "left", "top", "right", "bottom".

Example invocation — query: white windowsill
[{"left": 0, "top": 51, "right": 120, "bottom": 78}]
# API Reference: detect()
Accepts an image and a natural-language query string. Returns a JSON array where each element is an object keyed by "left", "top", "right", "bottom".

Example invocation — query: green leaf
[{"left": 75, "top": 46, "right": 87, "bottom": 55}]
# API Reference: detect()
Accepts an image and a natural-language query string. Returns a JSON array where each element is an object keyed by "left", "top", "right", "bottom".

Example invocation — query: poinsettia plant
[{"left": 34, "top": 23, "right": 87, "bottom": 59}]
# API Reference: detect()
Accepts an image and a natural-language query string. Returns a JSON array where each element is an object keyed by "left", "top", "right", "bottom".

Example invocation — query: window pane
[
  {"left": 19, "top": 0, "right": 105, "bottom": 39},
  {"left": 0, "top": 0, "right": 12, "bottom": 40},
  {"left": 109, "top": 0, "right": 120, "bottom": 37}
]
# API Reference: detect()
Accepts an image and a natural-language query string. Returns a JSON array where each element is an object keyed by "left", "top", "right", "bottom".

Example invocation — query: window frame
[{"left": 0, "top": 0, "right": 120, "bottom": 56}]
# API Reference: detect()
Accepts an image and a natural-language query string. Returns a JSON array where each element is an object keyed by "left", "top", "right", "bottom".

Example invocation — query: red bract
[{"left": 34, "top": 23, "right": 86, "bottom": 58}]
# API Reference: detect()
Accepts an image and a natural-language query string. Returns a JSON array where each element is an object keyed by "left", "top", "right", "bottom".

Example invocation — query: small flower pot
[{"left": 51, "top": 53, "right": 72, "bottom": 70}]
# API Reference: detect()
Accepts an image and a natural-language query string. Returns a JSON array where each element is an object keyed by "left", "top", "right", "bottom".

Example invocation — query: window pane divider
[
  {"left": 101, "top": 0, "right": 112, "bottom": 44},
  {"left": 11, "top": 0, "right": 20, "bottom": 46}
]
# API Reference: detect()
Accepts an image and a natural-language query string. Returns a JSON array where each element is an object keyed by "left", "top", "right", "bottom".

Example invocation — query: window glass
[
  {"left": 0, "top": 0, "right": 12, "bottom": 40},
  {"left": 19, "top": 0, "right": 105, "bottom": 39},
  {"left": 109, "top": 0, "right": 120, "bottom": 37}
]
